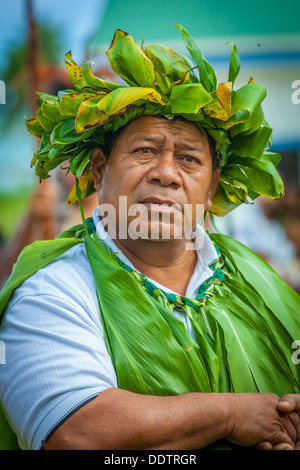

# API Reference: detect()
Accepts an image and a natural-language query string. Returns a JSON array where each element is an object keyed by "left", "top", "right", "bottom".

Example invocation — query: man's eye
[
  {"left": 136, "top": 147, "right": 151, "bottom": 153},
  {"left": 183, "top": 156, "right": 198, "bottom": 163}
]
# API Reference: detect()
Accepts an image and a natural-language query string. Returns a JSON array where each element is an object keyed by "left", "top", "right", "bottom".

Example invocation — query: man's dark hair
[
  {"left": 207, "top": 134, "right": 219, "bottom": 172},
  {"left": 101, "top": 116, "right": 219, "bottom": 171}
]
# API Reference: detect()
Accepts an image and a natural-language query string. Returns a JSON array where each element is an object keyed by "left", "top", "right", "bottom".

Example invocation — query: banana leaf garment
[{"left": 0, "top": 218, "right": 300, "bottom": 450}]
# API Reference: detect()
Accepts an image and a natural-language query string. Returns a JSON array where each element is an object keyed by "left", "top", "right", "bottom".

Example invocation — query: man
[{"left": 0, "top": 25, "right": 300, "bottom": 451}]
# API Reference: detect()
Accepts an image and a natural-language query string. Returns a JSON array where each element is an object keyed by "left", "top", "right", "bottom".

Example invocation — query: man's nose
[{"left": 147, "top": 150, "right": 182, "bottom": 187}]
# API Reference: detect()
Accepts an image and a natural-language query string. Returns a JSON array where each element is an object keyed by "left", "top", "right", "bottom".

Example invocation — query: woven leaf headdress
[{"left": 25, "top": 25, "right": 284, "bottom": 216}]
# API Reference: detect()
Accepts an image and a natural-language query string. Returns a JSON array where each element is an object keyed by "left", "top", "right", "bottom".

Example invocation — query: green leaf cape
[{"left": 0, "top": 220, "right": 299, "bottom": 450}]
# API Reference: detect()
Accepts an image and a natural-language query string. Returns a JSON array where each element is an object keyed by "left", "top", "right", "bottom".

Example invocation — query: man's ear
[
  {"left": 207, "top": 169, "right": 220, "bottom": 210},
  {"left": 91, "top": 147, "right": 107, "bottom": 191}
]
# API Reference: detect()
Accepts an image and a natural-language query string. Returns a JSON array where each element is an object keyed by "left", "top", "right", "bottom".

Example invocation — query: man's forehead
[{"left": 123, "top": 116, "right": 208, "bottom": 144}]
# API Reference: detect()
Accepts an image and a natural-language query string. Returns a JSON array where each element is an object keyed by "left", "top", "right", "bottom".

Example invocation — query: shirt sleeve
[{"left": 0, "top": 244, "right": 118, "bottom": 450}]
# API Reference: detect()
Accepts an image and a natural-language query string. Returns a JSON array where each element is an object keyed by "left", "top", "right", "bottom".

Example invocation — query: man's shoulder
[
  {"left": 7, "top": 242, "right": 96, "bottom": 311},
  {"left": 40, "top": 241, "right": 92, "bottom": 279}
]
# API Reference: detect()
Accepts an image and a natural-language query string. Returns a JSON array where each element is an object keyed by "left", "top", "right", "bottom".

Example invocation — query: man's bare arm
[{"left": 43, "top": 389, "right": 296, "bottom": 450}]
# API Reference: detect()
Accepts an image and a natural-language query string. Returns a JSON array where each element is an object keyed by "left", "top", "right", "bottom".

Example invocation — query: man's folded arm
[{"left": 43, "top": 389, "right": 297, "bottom": 450}]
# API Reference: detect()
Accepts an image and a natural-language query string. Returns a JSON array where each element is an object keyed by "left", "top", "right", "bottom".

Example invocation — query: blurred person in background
[
  {"left": 2, "top": 172, "right": 98, "bottom": 284},
  {"left": 214, "top": 191, "right": 300, "bottom": 294},
  {"left": 262, "top": 190, "right": 300, "bottom": 294}
]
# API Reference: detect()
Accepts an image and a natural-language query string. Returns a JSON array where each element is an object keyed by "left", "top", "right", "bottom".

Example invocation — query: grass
[{"left": 0, "top": 190, "right": 32, "bottom": 242}]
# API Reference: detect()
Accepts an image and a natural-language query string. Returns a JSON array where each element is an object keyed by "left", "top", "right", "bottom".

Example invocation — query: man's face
[{"left": 92, "top": 116, "right": 219, "bottom": 242}]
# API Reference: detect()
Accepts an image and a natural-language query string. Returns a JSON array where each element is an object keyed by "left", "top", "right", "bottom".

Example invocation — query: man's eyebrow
[
  {"left": 176, "top": 143, "right": 205, "bottom": 152},
  {"left": 128, "top": 136, "right": 165, "bottom": 144},
  {"left": 128, "top": 136, "right": 205, "bottom": 151}
]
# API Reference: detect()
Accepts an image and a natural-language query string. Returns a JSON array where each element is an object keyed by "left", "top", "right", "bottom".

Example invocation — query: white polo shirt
[{"left": 0, "top": 210, "right": 218, "bottom": 450}]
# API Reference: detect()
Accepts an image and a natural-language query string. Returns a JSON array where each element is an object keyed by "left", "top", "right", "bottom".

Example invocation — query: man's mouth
[{"left": 139, "top": 197, "right": 182, "bottom": 213}]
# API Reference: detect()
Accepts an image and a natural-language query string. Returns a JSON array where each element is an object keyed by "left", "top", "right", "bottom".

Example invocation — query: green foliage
[{"left": 26, "top": 25, "right": 284, "bottom": 215}]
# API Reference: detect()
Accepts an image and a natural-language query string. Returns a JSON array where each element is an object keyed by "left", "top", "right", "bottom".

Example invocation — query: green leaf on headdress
[
  {"left": 230, "top": 127, "right": 272, "bottom": 159},
  {"left": 219, "top": 177, "right": 250, "bottom": 205},
  {"left": 36, "top": 108, "right": 57, "bottom": 132},
  {"left": 34, "top": 160, "right": 50, "bottom": 179},
  {"left": 97, "top": 86, "right": 165, "bottom": 113},
  {"left": 80, "top": 61, "right": 123, "bottom": 92},
  {"left": 211, "top": 144, "right": 282, "bottom": 216},
  {"left": 51, "top": 119, "right": 95, "bottom": 145},
  {"left": 263, "top": 119, "right": 273, "bottom": 149},
  {"left": 229, "top": 104, "right": 265, "bottom": 138},
  {"left": 226, "top": 42, "right": 241, "bottom": 87},
  {"left": 205, "top": 129, "right": 231, "bottom": 148},
  {"left": 25, "top": 118, "right": 45, "bottom": 137},
  {"left": 106, "top": 29, "right": 156, "bottom": 88},
  {"left": 222, "top": 154, "right": 284, "bottom": 200},
  {"left": 48, "top": 144, "right": 71, "bottom": 163},
  {"left": 65, "top": 51, "right": 86, "bottom": 90},
  {"left": 210, "top": 184, "right": 241, "bottom": 216},
  {"left": 75, "top": 95, "right": 107, "bottom": 133},
  {"left": 40, "top": 153, "right": 69, "bottom": 175},
  {"left": 102, "top": 102, "right": 164, "bottom": 133},
  {"left": 69, "top": 146, "right": 94, "bottom": 178},
  {"left": 144, "top": 44, "right": 189, "bottom": 94},
  {"left": 173, "top": 24, "right": 217, "bottom": 92},
  {"left": 39, "top": 132, "right": 51, "bottom": 150},
  {"left": 169, "top": 83, "right": 212, "bottom": 114},
  {"left": 35, "top": 92, "right": 59, "bottom": 107},
  {"left": 58, "top": 91, "right": 103, "bottom": 117},
  {"left": 41, "top": 100, "right": 70, "bottom": 123}
]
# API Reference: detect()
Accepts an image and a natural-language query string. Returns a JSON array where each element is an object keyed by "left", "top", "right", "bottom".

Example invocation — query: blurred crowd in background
[{"left": 0, "top": 0, "right": 300, "bottom": 294}]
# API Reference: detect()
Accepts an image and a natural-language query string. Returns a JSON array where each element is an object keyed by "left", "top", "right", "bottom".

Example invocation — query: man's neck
[{"left": 112, "top": 237, "right": 197, "bottom": 296}]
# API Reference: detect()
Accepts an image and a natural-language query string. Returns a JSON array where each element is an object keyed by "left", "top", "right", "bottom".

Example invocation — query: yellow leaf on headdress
[
  {"left": 75, "top": 86, "right": 165, "bottom": 132},
  {"left": 75, "top": 96, "right": 106, "bottom": 133},
  {"left": 215, "top": 82, "right": 267, "bottom": 130},
  {"left": 98, "top": 86, "right": 165, "bottom": 115},
  {"left": 203, "top": 99, "right": 228, "bottom": 121},
  {"left": 67, "top": 169, "right": 95, "bottom": 205},
  {"left": 203, "top": 82, "right": 232, "bottom": 121},
  {"left": 216, "top": 82, "right": 232, "bottom": 115},
  {"left": 65, "top": 51, "right": 86, "bottom": 90}
]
